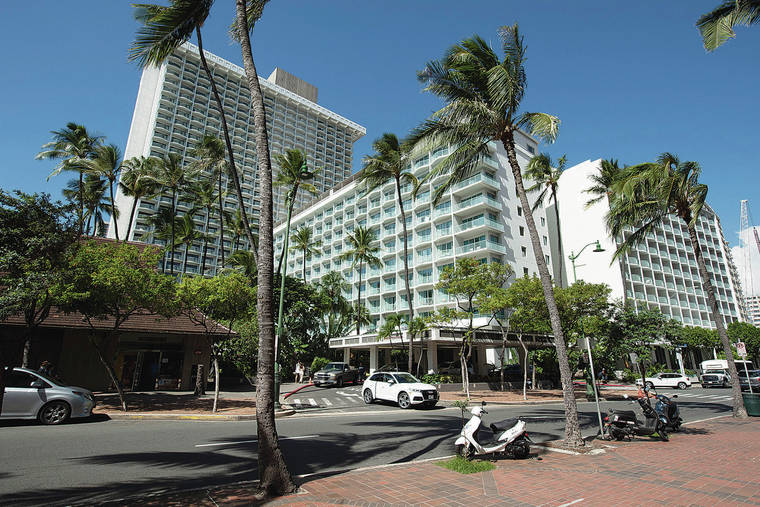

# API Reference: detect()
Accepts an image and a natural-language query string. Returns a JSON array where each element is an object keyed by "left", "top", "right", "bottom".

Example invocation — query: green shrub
[
  {"left": 421, "top": 374, "right": 454, "bottom": 384},
  {"left": 435, "top": 456, "right": 495, "bottom": 474},
  {"left": 311, "top": 357, "right": 330, "bottom": 373},
  {"left": 621, "top": 369, "right": 639, "bottom": 383}
]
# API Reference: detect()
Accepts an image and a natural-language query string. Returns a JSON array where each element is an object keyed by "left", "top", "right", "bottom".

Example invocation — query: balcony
[
  {"left": 456, "top": 216, "right": 504, "bottom": 233},
  {"left": 453, "top": 172, "right": 500, "bottom": 194},
  {"left": 455, "top": 193, "right": 500, "bottom": 213},
  {"left": 457, "top": 240, "right": 506, "bottom": 255},
  {"left": 434, "top": 205, "right": 452, "bottom": 218}
]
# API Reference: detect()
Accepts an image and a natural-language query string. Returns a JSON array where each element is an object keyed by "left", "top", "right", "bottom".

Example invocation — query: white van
[{"left": 700, "top": 359, "right": 754, "bottom": 376}]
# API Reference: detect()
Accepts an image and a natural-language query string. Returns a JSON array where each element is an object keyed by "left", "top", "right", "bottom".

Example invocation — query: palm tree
[
  {"left": 64, "top": 175, "right": 112, "bottom": 236},
  {"left": 361, "top": 133, "right": 419, "bottom": 373},
  {"left": 273, "top": 149, "right": 320, "bottom": 276},
  {"left": 149, "top": 153, "right": 193, "bottom": 275},
  {"left": 189, "top": 177, "right": 221, "bottom": 275},
  {"left": 524, "top": 153, "right": 567, "bottom": 287},
  {"left": 119, "top": 156, "right": 160, "bottom": 241},
  {"left": 149, "top": 206, "right": 179, "bottom": 272},
  {"left": 289, "top": 226, "right": 322, "bottom": 281},
  {"left": 315, "top": 271, "right": 353, "bottom": 339},
  {"left": 190, "top": 135, "right": 229, "bottom": 268},
  {"left": 607, "top": 152, "right": 748, "bottom": 418},
  {"left": 339, "top": 225, "right": 381, "bottom": 334},
  {"left": 36, "top": 122, "right": 102, "bottom": 234},
  {"left": 130, "top": 0, "right": 258, "bottom": 265},
  {"left": 234, "top": 1, "right": 295, "bottom": 495},
  {"left": 227, "top": 209, "right": 247, "bottom": 252},
  {"left": 225, "top": 250, "right": 257, "bottom": 283},
  {"left": 697, "top": 0, "right": 760, "bottom": 50},
  {"left": 175, "top": 213, "right": 208, "bottom": 274},
  {"left": 584, "top": 159, "right": 625, "bottom": 208},
  {"left": 83, "top": 144, "right": 124, "bottom": 240},
  {"left": 408, "top": 25, "right": 583, "bottom": 447}
]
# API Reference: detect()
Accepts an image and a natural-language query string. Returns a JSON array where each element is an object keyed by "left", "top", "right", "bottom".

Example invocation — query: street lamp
[
  {"left": 567, "top": 239, "right": 606, "bottom": 438},
  {"left": 568, "top": 240, "right": 605, "bottom": 283}
]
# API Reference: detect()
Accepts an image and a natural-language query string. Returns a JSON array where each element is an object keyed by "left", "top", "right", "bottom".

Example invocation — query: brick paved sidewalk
[{"left": 120, "top": 415, "right": 759, "bottom": 506}]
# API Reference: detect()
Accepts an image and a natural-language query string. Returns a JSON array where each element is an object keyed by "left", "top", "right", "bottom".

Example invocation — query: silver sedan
[{"left": 1, "top": 367, "right": 96, "bottom": 424}]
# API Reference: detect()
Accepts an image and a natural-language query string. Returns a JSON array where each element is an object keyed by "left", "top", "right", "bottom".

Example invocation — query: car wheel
[
  {"left": 677, "top": 382, "right": 687, "bottom": 390},
  {"left": 722, "top": 381, "right": 728, "bottom": 388},
  {"left": 645, "top": 382, "right": 654, "bottom": 389},
  {"left": 398, "top": 391, "right": 411, "bottom": 409},
  {"left": 363, "top": 389, "right": 374, "bottom": 404},
  {"left": 337, "top": 377, "right": 344, "bottom": 388},
  {"left": 38, "top": 401, "right": 71, "bottom": 425}
]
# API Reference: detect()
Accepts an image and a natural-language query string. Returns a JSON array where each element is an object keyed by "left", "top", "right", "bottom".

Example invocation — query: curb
[{"left": 101, "top": 409, "right": 295, "bottom": 421}]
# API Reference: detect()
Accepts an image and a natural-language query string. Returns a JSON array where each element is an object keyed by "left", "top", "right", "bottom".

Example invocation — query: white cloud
[{"left": 731, "top": 225, "right": 760, "bottom": 297}]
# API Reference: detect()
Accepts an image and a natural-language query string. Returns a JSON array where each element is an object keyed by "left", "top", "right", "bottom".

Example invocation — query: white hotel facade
[
  {"left": 274, "top": 135, "right": 556, "bottom": 374},
  {"left": 108, "top": 43, "right": 365, "bottom": 275},
  {"left": 555, "top": 159, "right": 747, "bottom": 331}
]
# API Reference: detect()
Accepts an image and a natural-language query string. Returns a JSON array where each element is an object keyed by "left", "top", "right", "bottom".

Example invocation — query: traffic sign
[{"left": 737, "top": 341, "right": 747, "bottom": 358}]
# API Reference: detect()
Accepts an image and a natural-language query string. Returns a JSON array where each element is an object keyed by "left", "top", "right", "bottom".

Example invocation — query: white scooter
[{"left": 454, "top": 402, "right": 532, "bottom": 460}]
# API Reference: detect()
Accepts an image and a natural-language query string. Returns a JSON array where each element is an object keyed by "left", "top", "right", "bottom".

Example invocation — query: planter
[{"left": 742, "top": 393, "right": 760, "bottom": 417}]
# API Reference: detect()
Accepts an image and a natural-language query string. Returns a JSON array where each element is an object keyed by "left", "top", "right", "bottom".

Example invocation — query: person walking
[{"left": 294, "top": 361, "right": 304, "bottom": 383}]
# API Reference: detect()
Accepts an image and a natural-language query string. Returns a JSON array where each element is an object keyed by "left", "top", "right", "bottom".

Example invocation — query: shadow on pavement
[{"left": 0, "top": 413, "right": 111, "bottom": 428}]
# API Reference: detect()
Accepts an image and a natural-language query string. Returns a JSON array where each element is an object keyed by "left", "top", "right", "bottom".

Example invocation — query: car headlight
[
  {"left": 73, "top": 391, "right": 94, "bottom": 401},
  {"left": 328, "top": 373, "right": 337, "bottom": 378},
  {"left": 410, "top": 388, "right": 422, "bottom": 392}
]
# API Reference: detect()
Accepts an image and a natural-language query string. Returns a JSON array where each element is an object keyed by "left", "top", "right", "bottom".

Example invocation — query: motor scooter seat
[
  {"left": 613, "top": 410, "right": 637, "bottom": 421},
  {"left": 490, "top": 418, "right": 519, "bottom": 433}
]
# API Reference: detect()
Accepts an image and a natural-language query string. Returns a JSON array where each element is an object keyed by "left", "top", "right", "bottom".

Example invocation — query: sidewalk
[{"left": 115, "top": 416, "right": 760, "bottom": 506}]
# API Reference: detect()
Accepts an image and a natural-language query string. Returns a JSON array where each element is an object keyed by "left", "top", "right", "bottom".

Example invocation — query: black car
[
  {"left": 738, "top": 369, "right": 760, "bottom": 391},
  {"left": 701, "top": 373, "right": 729, "bottom": 388},
  {"left": 312, "top": 362, "right": 361, "bottom": 387}
]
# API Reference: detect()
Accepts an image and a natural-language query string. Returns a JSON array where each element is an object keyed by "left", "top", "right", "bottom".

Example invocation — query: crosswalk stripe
[
  {"left": 323, "top": 398, "right": 332, "bottom": 406},
  {"left": 308, "top": 398, "right": 318, "bottom": 406},
  {"left": 291, "top": 398, "right": 300, "bottom": 405},
  {"left": 348, "top": 397, "right": 359, "bottom": 403}
]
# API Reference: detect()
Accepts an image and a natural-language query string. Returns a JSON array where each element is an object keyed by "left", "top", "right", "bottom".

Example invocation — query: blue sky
[{"left": 2, "top": 1, "right": 758, "bottom": 247}]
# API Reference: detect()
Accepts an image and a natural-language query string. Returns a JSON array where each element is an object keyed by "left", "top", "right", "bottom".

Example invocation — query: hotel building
[
  {"left": 108, "top": 43, "right": 365, "bottom": 275},
  {"left": 274, "top": 136, "right": 557, "bottom": 374},
  {"left": 746, "top": 296, "right": 760, "bottom": 327},
  {"left": 554, "top": 159, "right": 748, "bottom": 330}
]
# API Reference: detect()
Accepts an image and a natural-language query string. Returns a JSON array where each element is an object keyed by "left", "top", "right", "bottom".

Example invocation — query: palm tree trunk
[
  {"left": 552, "top": 190, "right": 563, "bottom": 287},
  {"left": 277, "top": 198, "right": 296, "bottom": 277},
  {"left": 86, "top": 214, "right": 93, "bottom": 237},
  {"left": 234, "top": 2, "right": 295, "bottom": 497},
  {"left": 109, "top": 179, "right": 120, "bottom": 241},
  {"left": 687, "top": 225, "right": 747, "bottom": 417},
  {"left": 21, "top": 328, "right": 32, "bottom": 369},
  {"left": 170, "top": 188, "right": 176, "bottom": 276},
  {"left": 502, "top": 130, "right": 583, "bottom": 448},
  {"left": 201, "top": 208, "right": 211, "bottom": 275},
  {"left": 125, "top": 194, "right": 139, "bottom": 243},
  {"left": 218, "top": 170, "right": 226, "bottom": 269},
  {"left": 396, "top": 176, "right": 415, "bottom": 374},
  {"left": 78, "top": 171, "right": 84, "bottom": 236},
  {"left": 356, "top": 260, "right": 363, "bottom": 335},
  {"left": 519, "top": 334, "right": 528, "bottom": 401},
  {"left": 196, "top": 26, "right": 258, "bottom": 267},
  {"left": 182, "top": 241, "right": 190, "bottom": 274},
  {"left": 302, "top": 249, "right": 307, "bottom": 281},
  {"left": 212, "top": 354, "right": 220, "bottom": 413}
]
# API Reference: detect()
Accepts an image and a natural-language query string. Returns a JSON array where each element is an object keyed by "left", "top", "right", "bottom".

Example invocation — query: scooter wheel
[
  {"left": 512, "top": 441, "right": 530, "bottom": 459},
  {"left": 455, "top": 444, "right": 474, "bottom": 461},
  {"left": 659, "top": 427, "right": 669, "bottom": 442}
]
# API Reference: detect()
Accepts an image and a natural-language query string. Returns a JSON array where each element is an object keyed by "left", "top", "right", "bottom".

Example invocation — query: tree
[
  {"left": 177, "top": 273, "right": 254, "bottom": 412},
  {"left": 175, "top": 213, "right": 209, "bottom": 274},
  {"left": 584, "top": 159, "right": 625, "bottom": 208},
  {"left": 64, "top": 175, "right": 113, "bottom": 237},
  {"left": 676, "top": 325, "right": 719, "bottom": 369},
  {"left": 290, "top": 226, "right": 321, "bottom": 281},
  {"left": 409, "top": 25, "right": 583, "bottom": 447},
  {"left": 148, "top": 206, "right": 178, "bottom": 271},
  {"left": 273, "top": 149, "right": 320, "bottom": 276},
  {"left": 361, "top": 133, "right": 419, "bottom": 374},
  {"left": 54, "top": 241, "right": 177, "bottom": 411},
  {"left": 339, "top": 225, "right": 381, "bottom": 334},
  {"left": 525, "top": 153, "right": 567, "bottom": 287},
  {"left": 83, "top": 144, "right": 124, "bottom": 241},
  {"left": 225, "top": 250, "right": 258, "bottom": 282},
  {"left": 119, "top": 156, "right": 160, "bottom": 241},
  {"left": 0, "top": 190, "right": 77, "bottom": 417},
  {"left": 697, "top": 0, "right": 760, "bottom": 51},
  {"left": 608, "top": 152, "right": 747, "bottom": 417},
  {"left": 130, "top": 0, "right": 258, "bottom": 264},
  {"left": 227, "top": 209, "right": 248, "bottom": 253},
  {"left": 233, "top": 0, "right": 296, "bottom": 496},
  {"left": 148, "top": 153, "right": 193, "bottom": 275},
  {"left": 435, "top": 258, "right": 510, "bottom": 399},
  {"left": 36, "top": 122, "right": 102, "bottom": 235},
  {"left": 188, "top": 177, "right": 222, "bottom": 275},
  {"left": 190, "top": 135, "right": 229, "bottom": 269},
  {"left": 315, "top": 271, "right": 353, "bottom": 340},
  {"left": 727, "top": 321, "right": 760, "bottom": 363}
]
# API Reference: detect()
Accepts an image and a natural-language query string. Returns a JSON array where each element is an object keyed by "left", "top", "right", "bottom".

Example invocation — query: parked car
[
  {"left": 1, "top": 367, "right": 96, "bottom": 424},
  {"left": 738, "top": 369, "right": 760, "bottom": 391},
  {"left": 635, "top": 372, "right": 692, "bottom": 390},
  {"left": 312, "top": 362, "right": 360, "bottom": 387},
  {"left": 700, "top": 372, "right": 729, "bottom": 388},
  {"left": 488, "top": 363, "right": 533, "bottom": 387},
  {"left": 362, "top": 371, "right": 438, "bottom": 409}
]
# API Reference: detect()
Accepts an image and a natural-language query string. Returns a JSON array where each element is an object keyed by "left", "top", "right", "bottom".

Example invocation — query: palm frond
[
  {"left": 697, "top": 0, "right": 760, "bottom": 51},
  {"left": 516, "top": 112, "right": 560, "bottom": 144}
]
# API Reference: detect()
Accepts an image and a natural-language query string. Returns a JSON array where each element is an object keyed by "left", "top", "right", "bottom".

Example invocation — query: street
[{"left": 0, "top": 388, "right": 735, "bottom": 506}]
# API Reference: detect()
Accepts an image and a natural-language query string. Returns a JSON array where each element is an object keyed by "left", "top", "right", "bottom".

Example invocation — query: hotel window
[
  {"left": 523, "top": 267, "right": 529, "bottom": 276},
  {"left": 521, "top": 246, "right": 527, "bottom": 257},
  {"left": 517, "top": 206, "right": 522, "bottom": 216},
  {"left": 543, "top": 235, "right": 548, "bottom": 246},
  {"left": 541, "top": 217, "right": 546, "bottom": 226},
  {"left": 519, "top": 226, "right": 525, "bottom": 236}
]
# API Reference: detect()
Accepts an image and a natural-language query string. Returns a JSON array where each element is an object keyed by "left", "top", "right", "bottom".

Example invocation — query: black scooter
[
  {"left": 604, "top": 395, "right": 670, "bottom": 442},
  {"left": 654, "top": 392, "right": 681, "bottom": 431}
]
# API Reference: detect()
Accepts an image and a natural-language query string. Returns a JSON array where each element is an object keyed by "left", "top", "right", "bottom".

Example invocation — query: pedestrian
[
  {"left": 38, "top": 360, "right": 53, "bottom": 376},
  {"left": 598, "top": 367, "right": 607, "bottom": 384},
  {"left": 294, "top": 361, "right": 304, "bottom": 383}
]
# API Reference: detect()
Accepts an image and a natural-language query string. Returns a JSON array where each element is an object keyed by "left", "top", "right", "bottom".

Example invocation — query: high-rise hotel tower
[{"left": 109, "top": 43, "right": 365, "bottom": 275}]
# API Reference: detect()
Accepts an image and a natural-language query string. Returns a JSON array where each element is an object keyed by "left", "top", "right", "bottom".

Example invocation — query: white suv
[
  {"left": 362, "top": 371, "right": 438, "bottom": 409},
  {"left": 635, "top": 372, "right": 692, "bottom": 390}
]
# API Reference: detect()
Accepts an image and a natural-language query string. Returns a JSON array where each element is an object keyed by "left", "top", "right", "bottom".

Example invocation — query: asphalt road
[{"left": 0, "top": 388, "right": 735, "bottom": 506}]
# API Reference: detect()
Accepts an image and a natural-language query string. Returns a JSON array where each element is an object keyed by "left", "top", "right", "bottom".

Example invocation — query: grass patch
[{"left": 435, "top": 455, "right": 495, "bottom": 474}]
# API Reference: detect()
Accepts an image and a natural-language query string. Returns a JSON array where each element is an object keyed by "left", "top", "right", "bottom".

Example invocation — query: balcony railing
[
  {"left": 456, "top": 216, "right": 504, "bottom": 233},
  {"left": 457, "top": 240, "right": 506, "bottom": 255},
  {"left": 456, "top": 193, "right": 500, "bottom": 211}
]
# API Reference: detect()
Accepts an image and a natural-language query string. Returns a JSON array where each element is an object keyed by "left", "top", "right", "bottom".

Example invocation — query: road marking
[
  {"left": 195, "top": 435, "right": 319, "bottom": 447},
  {"left": 348, "top": 397, "right": 359, "bottom": 403},
  {"left": 323, "top": 398, "right": 332, "bottom": 406},
  {"left": 308, "top": 398, "right": 318, "bottom": 406},
  {"left": 558, "top": 499, "right": 584, "bottom": 507},
  {"left": 291, "top": 398, "right": 300, "bottom": 405}
]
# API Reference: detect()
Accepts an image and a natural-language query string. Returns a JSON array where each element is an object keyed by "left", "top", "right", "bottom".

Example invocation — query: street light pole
[{"left": 568, "top": 240, "right": 605, "bottom": 283}]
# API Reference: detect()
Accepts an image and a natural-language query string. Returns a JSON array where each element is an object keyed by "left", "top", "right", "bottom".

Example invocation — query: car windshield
[
  {"left": 392, "top": 373, "right": 420, "bottom": 383},
  {"left": 26, "top": 369, "right": 65, "bottom": 386},
  {"left": 323, "top": 363, "right": 343, "bottom": 371}
]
